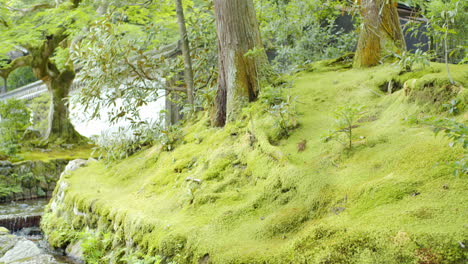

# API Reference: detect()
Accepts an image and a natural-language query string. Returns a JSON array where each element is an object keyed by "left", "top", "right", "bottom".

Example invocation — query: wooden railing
[
  {"left": 0, "top": 81, "right": 47, "bottom": 101},
  {"left": 0, "top": 80, "right": 84, "bottom": 101}
]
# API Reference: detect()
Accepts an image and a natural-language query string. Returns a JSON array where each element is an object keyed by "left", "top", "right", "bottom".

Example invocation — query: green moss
[
  {"left": 41, "top": 212, "right": 79, "bottom": 248},
  {"left": 402, "top": 64, "right": 468, "bottom": 113},
  {"left": 18, "top": 145, "right": 93, "bottom": 162},
  {"left": 42, "top": 62, "right": 468, "bottom": 263}
]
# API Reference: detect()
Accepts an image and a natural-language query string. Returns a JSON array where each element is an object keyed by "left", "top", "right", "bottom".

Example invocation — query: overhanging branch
[{"left": 0, "top": 55, "right": 32, "bottom": 78}]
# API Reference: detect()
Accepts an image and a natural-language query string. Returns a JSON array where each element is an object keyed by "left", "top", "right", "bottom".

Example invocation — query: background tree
[
  {"left": 354, "top": 0, "right": 406, "bottom": 67},
  {"left": 71, "top": 1, "right": 218, "bottom": 129},
  {"left": 0, "top": 0, "right": 94, "bottom": 142},
  {"left": 212, "top": 0, "right": 268, "bottom": 127},
  {"left": 175, "top": 0, "right": 194, "bottom": 105}
]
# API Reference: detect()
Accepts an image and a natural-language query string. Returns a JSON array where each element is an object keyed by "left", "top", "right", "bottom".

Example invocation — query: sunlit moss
[{"left": 42, "top": 62, "right": 468, "bottom": 263}]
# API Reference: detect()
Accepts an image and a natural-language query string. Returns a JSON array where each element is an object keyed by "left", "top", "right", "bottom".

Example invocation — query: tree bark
[
  {"left": 44, "top": 69, "right": 81, "bottom": 142},
  {"left": 175, "top": 0, "right": 195, "bottom": 105},
  {"left": 212, "top": 0, "right": 268, "bottom": 127},
  {"left": 354, "top": 0, "right": 406, "bottom": 68},
  {"left": 29, "top": 32, "right": 82, "bottom": 143}
]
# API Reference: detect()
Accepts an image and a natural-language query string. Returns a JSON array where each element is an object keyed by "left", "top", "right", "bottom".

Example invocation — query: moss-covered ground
[
  {"left": 43, "top": 62, "right": 468, "bottom": 263},
  {"left": 8, "top": 145, "right": 93, "bottom": 163}
]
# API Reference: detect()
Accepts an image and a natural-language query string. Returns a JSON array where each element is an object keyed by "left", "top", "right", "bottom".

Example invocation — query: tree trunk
[
  {"left": 175, "top": 0, "right": 194, "bottom": 106},
  {"left": 43, "top": 70, "right": 82, "bottom": 143},
  {"left": 212, "top": 0, "right": 268, "bottom": 127},
  {"left": 354, "top": 0, "right": 406, "bottom": 67}
]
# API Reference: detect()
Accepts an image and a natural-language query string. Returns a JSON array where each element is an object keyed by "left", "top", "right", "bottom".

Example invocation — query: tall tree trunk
[
  {"left": 44, "top": 69, "right": 82, "bottom": 142},
  {"left": 212, "top": 0, "right": 268, "bottom": 127},
  {"left": 29, "top": 30, "right": 83, "bottom": 143},
  {"left": 175, "top": 0, "right": 195, "bottom": 105},
  {"left": 354, "top": 0, "right": 406, "bottom": 67}
]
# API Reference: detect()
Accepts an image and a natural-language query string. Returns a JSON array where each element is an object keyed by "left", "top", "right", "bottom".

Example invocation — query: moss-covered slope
[{"left": 42, "top": 63, "right": 468, "bottom": 263}]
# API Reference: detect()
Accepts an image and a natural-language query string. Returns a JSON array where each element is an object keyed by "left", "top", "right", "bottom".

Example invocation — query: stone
[
  {"left": 0, "top": 161, "right": 13, "bottom": 167},
  {"left": 62, "top": 159, "right": 88, "bottom": 175},
  {"left": 65, "top": 240, "right": 84, "bottom": 263},
  {"left": 0, "top": 240, "right": 41, "bottom": 263},
  {"left": 0, "top": 227, "right": 9, "bottom": 235},
  {"left": 0, "top": 161, "right": 13, "bottom": 175},
  {"left": 10, "top": 254, "right": 61, "bottom": 264},
  {"left": 0, "top": 235, "right": 19, "bottom": 256}
]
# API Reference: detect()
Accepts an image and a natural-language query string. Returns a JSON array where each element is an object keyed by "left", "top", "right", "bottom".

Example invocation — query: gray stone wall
[{"left": 0, "top": 159, "right": 69, "bottom": 202}]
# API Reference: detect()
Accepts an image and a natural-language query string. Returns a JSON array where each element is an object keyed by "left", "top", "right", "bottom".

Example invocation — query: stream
[{"left": 0, "top": 199, "right": 79, "bottom": 264}]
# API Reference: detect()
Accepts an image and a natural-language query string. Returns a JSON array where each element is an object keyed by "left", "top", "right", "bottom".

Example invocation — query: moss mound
[{"left": 42, "top": 62, "right": 468, "bottom": 263}]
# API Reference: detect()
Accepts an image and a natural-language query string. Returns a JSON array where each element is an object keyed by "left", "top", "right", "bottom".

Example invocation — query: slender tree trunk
[
  {"left": 354, "top": 0, "right": 406, "bottom": 67},
  {"left": 212, "top": 0, "right": 268, "bottom": 126},
  {"left": 175, "top": 0, "right": 195, "bottom": 105},
  {"left": 44, "top": 70, "right": 82, "bottom": 142}
]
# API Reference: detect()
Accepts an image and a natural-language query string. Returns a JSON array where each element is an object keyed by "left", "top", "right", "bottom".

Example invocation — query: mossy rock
[{"left": 0, "top": 227, "right": 9, "bottom": 235}]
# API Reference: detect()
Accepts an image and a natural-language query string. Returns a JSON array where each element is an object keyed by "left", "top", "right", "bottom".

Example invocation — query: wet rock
[
  {"left": 0, "top": 227, "right": 9, "bottom": 235},
  {"left": 11, "top": 254, "right": 61, "bottom": 264},
  {"left": 50, "top": 182, "right": 68, "bottom": 213},
  {"left": 0, "top": 235, "right": 19, "bottom": 256},
  {"left": 0, "top": 240, "right": 41, "bottom": 263},
  {"left": 66, "top": 240, "right": 85, "bottom": 263}
]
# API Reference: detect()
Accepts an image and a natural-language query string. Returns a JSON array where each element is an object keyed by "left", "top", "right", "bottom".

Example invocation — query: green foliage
[
  {"left": 324, "top": 105, "right": 365, "bottom": 149},
  {"left": 92, "top": 115, "right": 182, "bottom": 163},
  {"left": 6, "top": 66, "right": 38, "bottom": 91},
  {"left": 121, "top": 251, "right": 162, "bottom": 264},
  {"left": 443, "top": 99, "right": 460, "bottom": 115},
  {"left": 92, "top": 127, "right": 153, "bottom": 163},
  {"left": 0, "top": 98, "right": 31, "bottom": 156},
  {"left": 80, "top": 231, "right": 112, "bottom": 264},
  {"left": 0, "top": 1, "right": 96, "bottom": 55},
  {"left": 40, "top": 212, "right": 79, "bottom": 249},
  {"left": 72, "top": 2, "right": 217, "bottom": 127},
  {"left": 430, "top": 118, "right": 467, "bottom": 176},
  {"left": 268, "top": 95, "right": 299, "bottom": 140},
  {"left": 392, "top": 49, "right": 432, "bottom": 73},
  {"left": 257, "top": 0, "right": 357, "bottom": 73},
  {"left": 404, "top": 0, "right": 467, "bottom": 63}
]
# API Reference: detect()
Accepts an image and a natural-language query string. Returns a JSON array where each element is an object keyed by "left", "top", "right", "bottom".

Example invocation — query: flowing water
[{"left": 0, "top": 199, "right": 79, "bottom": 264}]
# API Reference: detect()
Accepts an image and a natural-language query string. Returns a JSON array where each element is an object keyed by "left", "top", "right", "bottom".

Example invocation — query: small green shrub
[
  {"left": 324, "top": 105, "right": 366, "bottom": 149},
  {"left": 268, "top": 95, "right": 299, "bottom": 140},
  {"left": 0, "top": 99, "right": 31, "bottom": 156},
  {"left": 392, "top": 49, "right": 432, "bottom": 73}
]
